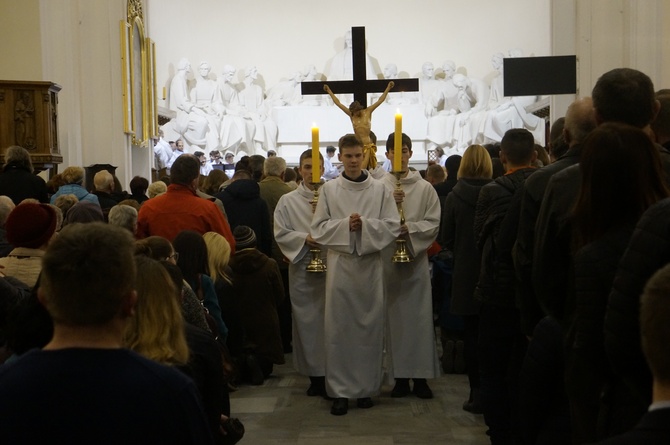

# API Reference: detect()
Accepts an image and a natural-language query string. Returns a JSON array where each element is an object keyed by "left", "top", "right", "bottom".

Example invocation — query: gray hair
[
  {"left": 147, "top": 181, "right": 167, "bottom": 199},
  {"left": 93, "top": 170, "right": 114, "bottom": 192},
  {"left": 263, "top": 156, "right": 286, "bottom": 177},
  {"left": 4, "top": 146, "right": 33, "bottom": 173},
  {"left": 108, "top": 205, "right": 138, "bottom": 233},
  {"left": 0, "top": 195, "right": 15, "bottom": 227}
]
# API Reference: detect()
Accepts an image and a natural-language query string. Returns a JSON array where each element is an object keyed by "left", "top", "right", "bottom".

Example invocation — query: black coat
[
  {"left": 442, "top": 178, "right": 491, "bottom": 315},
  {"left": 216, "top": 179, "right": 272, "bottom": 257},
  {"left": 514, "top": 146, "right": 582, "bottom": 334},
  {"left": 474, "top": 167, "right": 535, "bottom": 307},
  {"left": 596, "top": 408, "right": 670, "bottom": 445},
  {"left": 0, "top": 163, "right": 48, "bottom": 205}
]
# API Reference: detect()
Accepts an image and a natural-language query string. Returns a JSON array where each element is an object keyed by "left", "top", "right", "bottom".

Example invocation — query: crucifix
[{"left": 301, "top": 27, "right": 419, "bottom": 169}]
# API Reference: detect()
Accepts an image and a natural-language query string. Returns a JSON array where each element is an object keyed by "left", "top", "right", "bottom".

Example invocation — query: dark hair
[
  {"left": 299, "top": 149, "right": 324, "bottom": 167},
  {"left": 170, "top": 154, "right": 200, "bottom": 185},
  {"left": 549, "top": 117, "right": 566, "bottom": 145},
  {"left": 172, "top": 230, "right": 210, "bottom": 292},
  {"left": 651, "top": 94, "right": 670, "bottom": 141},
  {"left": 234, "top": 156, "right": 251, "bottom": 173},
  {"left": 338, "top": 134, "right": 362, "bottom": 152},
  {"left": 641, "top": 264, "right": 670, "bottom": 383},
  {"left": 193, "top": 151, "right": 205, "bottom": 158},
  {"left": 571, "top": 122, "right": 669, "bottom": 249},
  {"left": 483, "top": 143, "right": 501, "bottom": 159},
  {"left": 135, "top": 236, "right": 173, "bottom": 261},
  {"left": 129, "top": 176, "right": 149, "bottom": 196},
  {"left": 385, "top": 132, "right": 412, "bottom": 152},
  {"left": 592, "top": 68, "right": 656, "bottom": 128},
  {"left": 445, "top": 155, "right": 462, "bottom": 177},
  {"left": 248, "top": 155, "right": 265, "bottom": 182},
  {"left": 159, "top": 260, "right": 184, "bottom": 295},
  {"left": 284, "top": 168, "right": 296, "bottom": 182},
  {"left": 369, "top": 131, "right": 377, "bottom": 145},
  {"left": 500, "top": 129, "right": 535, "bottom": 165},
  {"left": 326, "top": 146, "right": 336, "bottom": 153},
  {"left": 348, "top": 101, "right": 364, "bottom": 114}
]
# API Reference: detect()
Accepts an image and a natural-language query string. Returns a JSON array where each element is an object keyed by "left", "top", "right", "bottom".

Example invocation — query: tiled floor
[{"left": 230, "top": 355, "right": 489, "bottom": 445}]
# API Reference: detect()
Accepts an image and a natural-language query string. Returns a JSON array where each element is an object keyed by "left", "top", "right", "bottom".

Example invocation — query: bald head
[{"left": 563, "top": 97, "right": 597, "bottom": 146}]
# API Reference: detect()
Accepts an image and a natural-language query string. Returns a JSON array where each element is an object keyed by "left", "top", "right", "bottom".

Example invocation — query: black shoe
[
  {"left": 412, "top": 379, "right": 434, "bottom": 399},
  {"left": 307, "top": 376, "right": 330, "bottom": 399},
  {"left": 391, "top": 378, "right": 411, "bottom": 398},
  {"left": 331, "top": 398, "right": 348, "bottom": 416},
  {"left": 442, "top": 340, "right": 455, "bottom": 373},
  {"left": 245, "top": 354, "right": 264, "bottom": 386},
  {"left": 356, "top": 397, "right": 374, "bottom": 409}
]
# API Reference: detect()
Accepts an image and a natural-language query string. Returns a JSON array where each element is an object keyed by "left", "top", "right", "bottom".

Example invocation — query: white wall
[{"left": 148, "top": 0, "right": 552, "bottom": 111}]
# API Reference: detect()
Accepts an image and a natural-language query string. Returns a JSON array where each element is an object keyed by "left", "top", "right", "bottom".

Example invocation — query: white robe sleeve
[
  {"left": 404, "top": 183, "right": 440, "bottom": 257},
  {"left": 311, "top": 183, "right": 354, "bottom": 255},
  {"left": 358, "top": 185, "right": 401, "bottom": 255},
  {"left": 274, "top": 193, "right": 310, "bottom": 264}
]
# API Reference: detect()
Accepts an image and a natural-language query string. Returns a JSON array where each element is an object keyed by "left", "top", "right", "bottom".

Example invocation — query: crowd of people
[{"left": 0, "top": 66, "right": 668, "bottom": 444}]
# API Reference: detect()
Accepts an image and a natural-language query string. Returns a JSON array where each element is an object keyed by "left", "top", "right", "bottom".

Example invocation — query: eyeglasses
[{"left": 167, "top": 252, "right": 179, "bottom": 262}]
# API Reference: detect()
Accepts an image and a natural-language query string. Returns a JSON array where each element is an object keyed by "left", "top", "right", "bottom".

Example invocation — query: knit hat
[
  {"left": 233, "top": 225, "right": 256, "bottom": 250},
  {"left": 6, "top": 203, "right": 57, "bottom": 248}
]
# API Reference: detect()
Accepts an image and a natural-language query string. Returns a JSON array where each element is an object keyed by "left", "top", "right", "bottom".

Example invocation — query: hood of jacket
[
  {"left": 220, "top": 179, "right": 260, "bottom": 202},
  {"left": 230, "top": 248, "right": 271, "bottom": 274},
  {"left": 452, "top": 178, "right": 492, "bottom": 207}
]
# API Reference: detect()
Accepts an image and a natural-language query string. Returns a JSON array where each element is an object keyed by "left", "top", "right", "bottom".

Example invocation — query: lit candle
[
  {"left": 394, "top": 110, "right": 402, "bottom": 172},
  {"left": 311, "top": 123, "right": 320, "bottom": 183}
]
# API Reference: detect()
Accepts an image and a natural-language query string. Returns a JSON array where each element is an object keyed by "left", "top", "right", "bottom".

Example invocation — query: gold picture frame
[{"left": 120, "top": 21, "right": 133, "bottom": 134}]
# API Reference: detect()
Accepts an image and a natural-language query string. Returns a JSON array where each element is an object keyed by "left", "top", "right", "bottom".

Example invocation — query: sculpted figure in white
[
  {"left": 238, "top": 66, "right": 278, "bottom": 153},
  {"left": 452, "top": 73, "right": 490, "bottom": 151},
  {"left": 169, "top": 58, "right": 210, "bottom": 151},
  {"left": 326, "top": 30, "right": 376, "bottom": 104},
  {"left": 419, "top": 62, "right": 440, "bottom": 108},
  {"left": 483, "top": 51, "right": 545, "bottom": 144},
  {"left": 190, "top": 61, "right": 223, "bottom": 151},
  {"left": 216, "top": 64, "right": 255, "bottom": 154},
  {"left": 426, "top": 60, "right": 461, "bottom": 150},
  {"left": 300, "top": 65, "right": 322, "bottom": 106},
  {"left": 266, "top": 71, "right": 302, "bottom": 107}
]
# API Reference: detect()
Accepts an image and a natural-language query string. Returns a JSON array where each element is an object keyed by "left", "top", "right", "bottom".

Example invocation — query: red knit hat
[{"left": 6, "top": 203, "right": 57, "bottom": 248}]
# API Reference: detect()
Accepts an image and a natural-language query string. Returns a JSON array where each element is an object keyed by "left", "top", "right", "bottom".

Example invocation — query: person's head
[
  {"left": 452, "top": 73, "right": 468, "bottom": 91},
  {"left": 422, "top": 62, "right": 434, "bottom": 79},
  {"left": 244, "top": 66, "right": 258, "bottom": 80},
  {"left": 203, "top": 232, "right": 232, "bottom": 285},
  {"left": 93, "top": 170, "right": 114, "bottom": 193},
  {"left": 129, "top": 176, "right": 149, "bottom": 197},
  {"left": 442, "top": 60, "right": 456, "bottom": 79},
  {"left": 198, "top": 61, "right": 211, "bottom": 79},
  {"left": 563, "top": 97, "right": 597, "bottom": 146},
  {"left": 53, "top": 194, "right": 78, "bottom": 219},
  {"left": 348, "top": 101, "right": 365, "bottom": 114},
  {"left": 651, "top": 94, "right": 670, "bottom": 145},
  {"left": 445, "top": 155, "right": 462, "bottom": 179},
  {"left": 193, "top": 151, "right": 207, "bottom": 166},
  {"left": 108, "top": 204, "right": 138, "bottom": 234},
  {"left": 61, "top": 166, "right": 85, "bottom": 186},
  {"left": 233, "top": 225, "right": 257, "bottom": 250},
  {"left": 6, "top": 202, "right": 57, "bottom": 249},
  {"left": 224, "top": 152, "right": 234, "bottom": 163},
  {"left": 640, "top": 264, "right": 670, "bottom": 386},
  {"left": 338, "top": 134, "right": 364, "bottom": 178},
  {"left": 344, "top": 30, "right": 352, "bottom": 48},
  {"left": 117, "top": 199, "right": 141, "bottom": 211},
  {"left": 298, "top": 149, "right": 325, "bottom": 181},
  {"left": 592, "top": 68, "right": 658, "bottom": 128},
  {"left": 248, "top": 155, "right": 265, "bottom": 182},
  {"left": 383, "top": 63, "right": 398, "bottom": 79},
  {"left": 267, "top": 150, "right": 277, "bottom": 157},
  {"left": 500, "top": 128, "right": 536, "bottom": 168},
  {"left": 458, "top": 145, "right": 493, "bottom": 179},
  {"left": 210, "top": 150, "right": 222, "bottom": 163},
  {"left": 572, "top": 122, "right": 669, "bottom": 249},
  {"left": 147, "top": 181, "right": 167, "bottom": 198},
  {"left": 263, "top": 156, "right": 286, "bottom": 178},
  {"left": 385, "top": 132, "right": 413, "bottom": 171},
  {"left": 62, "top": 202, "right": 104, "bottom": 227},
  {"left": 0, "top": 196, "right": 15, "bottom": 228},
  {"left": 231, "top": 170, "right": 252, "bottom": 182},
  {"left": 326, "top": 146, "right": 336, "bottom": 158},
  {"left": 550, "top": 117, "right": 566, "bottom": 146},
  {"left": 170, "top": 154, "right": 200, "bottom": 187},
  {"left": 39, "top": 223, "right": 136, "bottom": 327},
  {"left": 491, "top": 52, "right": 505, "bottom": 72},
  {"left": 172, "top": 230, "right": 209, "bottom": 288},
  {"left": 283, "top": 167, "right": 296, "bottom": 183},
  {"left": 425, "top": 164, "right": 446, "bottom": 185},
  {"left": 175, "top": 139, "right": 184, "bottom": 151},
  {"left": 136, "top": 236, "right": 177, "bottom": 263},
  {"left": 4, "top": 146, "right": 33, "bottom": 173},
  {"left": 123, "top": 255, "right": 189, "bottom": 366},
  {"left": 202, "top": 169, "right": 227, "bottom": 195}
]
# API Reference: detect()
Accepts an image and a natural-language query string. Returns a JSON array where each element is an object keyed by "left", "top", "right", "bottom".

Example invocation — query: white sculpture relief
[{"left": 238, "top": 66, "right": 278, "bottom": 153}]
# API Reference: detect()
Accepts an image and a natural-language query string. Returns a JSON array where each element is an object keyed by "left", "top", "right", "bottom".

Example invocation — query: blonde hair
[
  {"left": 61, "top": 166, "right": 85, "bottom": 185},
  {"left": 457, "top": 145, "right": 493, "bottom": 179},
  {"left": 123, "top": 256, "right": 189, "bottom": 366},
  {"left": 203, "top": 232, "right": 232, "bottom": 285}
]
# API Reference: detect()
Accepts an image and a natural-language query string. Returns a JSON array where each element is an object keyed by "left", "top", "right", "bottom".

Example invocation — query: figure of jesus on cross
[
  {"left": 301, "top": 27, "right": 419, "bottom": 171},
  {"left": 323, "top": 81, "right": 394, "bottom": 169}
]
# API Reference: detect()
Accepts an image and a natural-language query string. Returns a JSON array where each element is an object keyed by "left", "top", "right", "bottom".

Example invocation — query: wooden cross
[{"left": 301, "top": 27, "right": 419, "bottom": 107}]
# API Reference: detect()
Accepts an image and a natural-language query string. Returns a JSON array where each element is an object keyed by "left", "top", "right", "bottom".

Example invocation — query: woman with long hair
[
  {"left": 441, "top": 144, "right": 493, "bottom": 413},
  {"left": 135, "top": 236, "right": 210, "bottom": 333},
  {"left": 567, "top": 123, "right": 670, "bottom": 443},
  {"left": 173, "top": 230, "right": 227, "bottom": 341}
]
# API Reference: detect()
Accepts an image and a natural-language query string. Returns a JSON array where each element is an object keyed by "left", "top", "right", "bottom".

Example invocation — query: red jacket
[{"left": 137, "top": 184, "right": 235, "bottom": 251}]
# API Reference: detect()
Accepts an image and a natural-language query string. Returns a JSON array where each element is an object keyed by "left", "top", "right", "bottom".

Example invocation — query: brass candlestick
[
  {"left": 391, "top": 171, "right": 413, "bottom": 263},
  {"left": 307, "top": 181, "right": 327, "bottom": 273}
]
